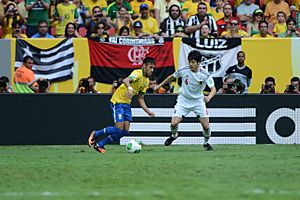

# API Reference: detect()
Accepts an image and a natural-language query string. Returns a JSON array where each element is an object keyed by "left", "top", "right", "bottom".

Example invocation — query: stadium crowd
[
  {"left": 0, "top": 0, "right": 300, "bottom": 94},
  {"left": 0, "top": 0, "right": 299, "bottom": 38}
]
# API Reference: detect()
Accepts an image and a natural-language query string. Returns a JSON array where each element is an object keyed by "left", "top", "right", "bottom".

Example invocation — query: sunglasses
[
  {"left": 230, "top": 23, "right": 238, "bottom": 25},
  {"left": 255, "top": 14, "right": 263, "bottom": 17}
]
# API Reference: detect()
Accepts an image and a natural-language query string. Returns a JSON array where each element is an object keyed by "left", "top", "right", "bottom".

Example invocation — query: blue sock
[
  {"left": 94, "top": 126, "right": 121, "bottom": 138},
  {"left": 96, "top": 129, "right": 129, "bottom": 148}
]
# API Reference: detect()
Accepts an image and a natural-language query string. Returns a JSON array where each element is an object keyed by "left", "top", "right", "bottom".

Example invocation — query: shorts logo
[{"left": 118, "top": 113, "right": 122, "bottom": 120}]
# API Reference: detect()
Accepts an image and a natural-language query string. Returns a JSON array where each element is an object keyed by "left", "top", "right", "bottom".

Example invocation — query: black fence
[{"left": 0, "top": 94, "right": 299, "bottom": 145}]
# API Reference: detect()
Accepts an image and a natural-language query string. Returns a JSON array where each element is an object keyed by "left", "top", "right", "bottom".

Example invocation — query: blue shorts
[{"left": 110, "top": 103, "right": 132, "bottom": 123}]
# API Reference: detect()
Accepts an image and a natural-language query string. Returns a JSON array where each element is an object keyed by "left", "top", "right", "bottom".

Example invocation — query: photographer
[
  {"left": 217, "top": 75, "right": 237, "bottom": 94},
  {"left": 278, "top": 18, "right": 300, "bottom": 38},
  {"left": 89, "top": 21, "right": 109, "bottom": 38},
  {"left": 284, "top": 77, "right": 300, "bottom": 94},
  {"left": 1, "top": 2, "right": 22, "bottom": 38},
  {"left": 85, "top": 6, "right": 112, "bottom": 37},
  {"left": 0, "top": 79, "right": 8, "bottom": 93},
  {"left": 28, "top": 78, "right": 50, "bottom": 93},
  {"left": 114, "top": 6, "right": 133, "bottom": 34},
  {"left": 5, "top": 20, "right": 27, "bottom": 38},
  {"left": 111, "top": 78, "right": 123, "bottom": 93},
  {"left": 260, "top": 76, "right": 278, "bottom": 94},
  {"left": 75, "top": 77, "right": 98, "bottom": 93}
]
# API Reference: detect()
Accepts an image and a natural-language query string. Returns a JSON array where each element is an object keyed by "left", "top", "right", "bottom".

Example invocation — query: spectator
[
  {"left": 31, "top": 20, "right": 55, "bottom": 38},
  {"left": 131, "top": 20, "right": 147, "bottom": 36},
  {"left": 85, "top": 6, "right": 112, "bottom": 37},
  {"left": 211, "top": 0, "right": 224, "bottom": 22},
  {"left": 160, "top": 4, "right": 185, "bottom": 37},
  {"left": 54, "top": 0, "right": 79, "bottom": 37},
  {"left": 217, "top": 75, "right": 237, "bottom": 94},
  {"left": 75, "top": 77, "right": 98, "bottom": 93},
  {"left": 225, "top": 51, "right": 252, "bottom": 94},
  {"left": 25, "top": 0, "right": 50, "bottom": 38},
  {"left": 107, "top": 0, "right": 132, "bottom": 22},
  {"left": 0, "top": 0, "right": 17, "bottom": 22},
  {"left": 146, "top": 76, "right": 158, "bottom": 93},
  {"left": 154, "top": 0, "right": 180, "bottom": 27},
  {"left": 1, "top": 2, "right": 22, "bottom": 38},
  {"left": 264, "top": 0, "right": 290, "bottom": 25},
  {"left": 182, "top": 0, "right": 212, "bottom": 22},
  {"left": 260, "top": 76, "right": 279, "bottom": 94},
  {"left": 216, "top": 3, "right": 243, "bottom": 36},
  {"left": 134, "top": 4, "right": 159, "bottom": 36},
  {"left": 284, "top": 77, "right": 300, "bottom": 94},
  {"left": 252, "top": 21, "right": 274, "bottom": 38},
  {"left": 4, "top": 20, "right": 27, "bottom": 38},
  {"left": 118, "top": 25, "right": 130, "bottom": 36},
  {"left": 73, "top": 0, "right": 87, "bottom": 28},
  {"left": 221, "top": 18, "right": 250, "bottom": 38},
  {"left": 62, "top": 22, "right": 81, "bottom": 38},
  {"left": 200, "top": 23, "right": 213, "bottom": 38},
  {"left": 278, "top": 18, "right": 300, "bottom": 37},
  {"left": 130, "top": 0, "right": 154, "bottom": 20},
  {"left": 83, "top": 0, "right": 107, "bottom": 17},
  {"left": 185, "top": 2, "right": 218, "bottom": 38},
  {"left": 246, "top": 9, "right": 265, "bottom": 36},
  {"left": 114, "top": 6, "right": 133, "bottom": 35},
  {"left": 236, "top": 0, "right": 259, "bottom": 27},
  {"left": 14, "top": 0, "right": 28, "bottom": 22},
  {"left": 89, "top": 21, "right": 109, "bottom": 38},
  {"left": 273, "top": 11, "right": 287, "bottom": 37}
]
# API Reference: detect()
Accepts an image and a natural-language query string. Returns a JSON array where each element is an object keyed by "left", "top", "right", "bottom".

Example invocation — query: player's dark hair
[
  {"left": 188, "top": 50, "right": 202, "bottom": 63},
  {"left": 23, "top": 55, "right": 33, "bottom": 63},
  {"left": 143, "top": 57, "right": 155, "bottom": 65},
  {"left": 265, "top": 76, "right": 275, "bottom": 84}
]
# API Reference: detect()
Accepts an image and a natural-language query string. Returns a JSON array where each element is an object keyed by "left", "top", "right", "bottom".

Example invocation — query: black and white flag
[
  {"left": 15, "top": 38, "right": 74, "bottom": 82},
  {"left": 179, "top": 38, "right": 242, "bottom": 88}
]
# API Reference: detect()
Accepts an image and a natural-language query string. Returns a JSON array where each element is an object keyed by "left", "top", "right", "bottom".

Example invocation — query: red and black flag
[{"left": 88, "top": 37, "right": 175, "bottom": 84}]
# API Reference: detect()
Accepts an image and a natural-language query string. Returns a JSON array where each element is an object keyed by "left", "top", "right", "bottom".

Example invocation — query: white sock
[
  {"left": 203, "top": 128, "right": 211, "bottom": 145},
  {"left": 171, "top": 125, "right": 178, "bottom": 138}
]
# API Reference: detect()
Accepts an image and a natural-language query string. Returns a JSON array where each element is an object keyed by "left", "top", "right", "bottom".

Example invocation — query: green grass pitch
[{"left": 0, "top": 144, "right": 299, "bottom": 200}]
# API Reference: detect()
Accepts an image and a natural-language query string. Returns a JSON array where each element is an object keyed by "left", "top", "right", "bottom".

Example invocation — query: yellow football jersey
[{"left": 110, "top": 69, "right": 149, "bottom": 104}]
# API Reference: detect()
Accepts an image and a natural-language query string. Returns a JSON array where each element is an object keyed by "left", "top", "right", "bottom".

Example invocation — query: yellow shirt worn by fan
[{"left": 111, "top": 69, "right": 149, "bottom": 104}]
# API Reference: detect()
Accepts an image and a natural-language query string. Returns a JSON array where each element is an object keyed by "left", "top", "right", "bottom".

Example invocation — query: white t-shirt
[{"left": 173, "top": 66, "right": 214, "bottom": 99}]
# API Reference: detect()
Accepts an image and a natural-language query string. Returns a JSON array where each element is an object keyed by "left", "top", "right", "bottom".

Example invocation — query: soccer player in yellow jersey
[{"left": 88, "top": 57, "right": 156, "bottom": 153}]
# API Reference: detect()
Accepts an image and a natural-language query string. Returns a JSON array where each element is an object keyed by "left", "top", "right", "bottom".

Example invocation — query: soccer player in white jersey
[{"left": 155, "top": 50, "right": 216, "bottom": 150}]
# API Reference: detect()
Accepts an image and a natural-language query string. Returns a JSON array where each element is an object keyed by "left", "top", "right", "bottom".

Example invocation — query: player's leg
[
  {"left": 199, "top": 117, "right": 213, "bottom": 151},
  {"left": 165, "top": 96, "right": 190, "bottom": 146},
  {"left": 89, "top": 103, "right": 129, "bottom": 153},
  {"left": 164, "top": 116, "right": 183, "bottom": 146},
  {"left": 194, "top": 102, "right": 213, "bottom": 150}
]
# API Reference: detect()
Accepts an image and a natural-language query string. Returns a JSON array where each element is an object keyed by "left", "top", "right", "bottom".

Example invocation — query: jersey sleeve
[
  {"left": 173, "top": 70, "right": 182, "bottom": 78},
  {"left": 206, "top": 76, "right": 215, "bottom": 88},
  {"left": 128, "top": 70, "right": 141, "bottom": 82}
]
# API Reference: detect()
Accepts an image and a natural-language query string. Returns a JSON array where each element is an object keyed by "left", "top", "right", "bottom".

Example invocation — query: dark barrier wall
[{"left": 0, "top": 94, "right": 299, "bottom": 145}]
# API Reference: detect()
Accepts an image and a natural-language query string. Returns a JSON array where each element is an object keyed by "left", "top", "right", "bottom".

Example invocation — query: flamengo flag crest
[
  {"left": 179, "top": 38, "right": 242, "bottom": 87},
  {"left": 88, "top": 37, "right": 175, "bottom": 84},
  {"left": 15, "top": 39, "right": 74, "bottom": 82}
]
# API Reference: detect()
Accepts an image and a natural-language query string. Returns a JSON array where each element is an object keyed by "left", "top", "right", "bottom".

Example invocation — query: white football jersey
[{"left": 173, "top": 66, "right": 214, "bottom": 99}]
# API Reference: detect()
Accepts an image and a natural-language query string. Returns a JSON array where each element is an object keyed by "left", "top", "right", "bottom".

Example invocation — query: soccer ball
[{"left": 126, "top": 139, "right": 142, "bottom": 153}]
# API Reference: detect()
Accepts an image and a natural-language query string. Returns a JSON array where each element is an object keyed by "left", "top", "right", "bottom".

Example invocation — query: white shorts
[{"left": 173, "top": 95, "right": 208, "bottom": 118}]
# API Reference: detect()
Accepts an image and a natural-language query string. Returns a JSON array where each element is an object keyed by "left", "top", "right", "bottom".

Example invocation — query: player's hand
[
  {"left": 125, "top": 90, "right": 133, "bottom": 99},
  {"left": 204, "top": 96, "right": 211, "bottom": 103},
  {"left": 147, "top": 111, "right": 155, "bottom": 117}
]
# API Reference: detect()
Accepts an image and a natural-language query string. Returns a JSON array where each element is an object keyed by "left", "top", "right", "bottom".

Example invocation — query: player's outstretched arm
[
  {"left": 204, "top": 86, "right": 217, "bottom": 103},
  {"left": 123, "top": 77, "right": 134, "bottom": 99},
  {"left": 137, "top": 94, "right": 155, "bottom": 117},
  {"left": 154, "top": 74, "right": 175, "bottom": 92}
]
